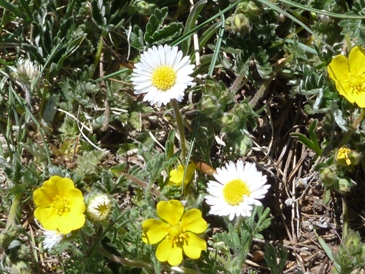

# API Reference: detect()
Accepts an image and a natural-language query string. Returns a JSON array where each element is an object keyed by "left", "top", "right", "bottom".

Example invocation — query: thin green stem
[
  {"left": 208, "top": 14, "right": 225, "bottom": 77},
  {"left": 278, "top": 0, "right": 365, "bottom": 19},
  {"left": 234, "top": 215, "right": 244, "bottom": 231},
  {"left": 6, "top": 192, "right": 23, "bottom": 230},
  {"left": 338, "top": 109, "right": 365, "bottom": 148},
  {"left": 123, "top": 173, "right": 167, "bottom": 200},
  {"left": 93, "top": 35, "right": 105, "bottom": 71},
  {"left": 171, "top": 99, "right": 187, "bottom": 165},
  {"left": 342, "top": 197, "right": 348, "bottom": 239},
  {"left": 98, "top": 244, "right": 154, "bottom": 271},
  {"left": 249, "top": 55, "right": 292, "bottom": 108},
  {"left": 171, "top": 1, "right": 240, "bottom": 47}
]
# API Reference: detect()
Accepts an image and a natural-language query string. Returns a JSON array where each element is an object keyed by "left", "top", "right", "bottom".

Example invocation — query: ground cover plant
[{"left": 2, "top": 0, "right": 365, "bottom": 273}]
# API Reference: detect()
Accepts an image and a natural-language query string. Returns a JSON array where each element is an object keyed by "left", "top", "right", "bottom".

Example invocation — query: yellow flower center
[
  {"left": 53, "top": 195, "right": 70, "bottom": 215},
  {"left": 167, "top": 223, "right": 186, "bottom": 244},
  {"left": 95, "top": 203, "right": 110, "bottom": 216},
  {"left": 349, "top": 73, "right": 365, "bottom": 94},
  {"left": 223, "top": 179, "right": 250, "bottom": 205},
  {"left": 151, "top": 65, "right": 177, "bottom": 91}
]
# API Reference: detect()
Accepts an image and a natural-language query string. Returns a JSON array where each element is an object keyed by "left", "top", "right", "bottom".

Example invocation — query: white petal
[{"left": 205, "top": 160, "right": 269, "bottom": 220}]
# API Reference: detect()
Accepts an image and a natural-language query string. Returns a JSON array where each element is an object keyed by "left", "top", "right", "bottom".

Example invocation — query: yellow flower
[
  {"left": 142, "top": 200, "right": 207, "bottom": 266},
  {"left": 328, "top": 46, "right": 365, "bottom": 107},
  {"left": 168, "top": 163, "right": 196, "bottom": 187},
  {"left": 337, "top": 147, "right": 352, "bottom": 166},
  {"left": 33, "top": 176, "right": 86, "bottom": 234}
]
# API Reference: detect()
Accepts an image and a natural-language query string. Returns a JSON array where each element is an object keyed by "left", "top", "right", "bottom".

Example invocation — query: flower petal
[
  {"left": 328, "top": 55, "right": 350, "bottom": 83},
  {"left": 205, "top": 160, "right": 269, "bottom": 220},
  {"left": 335, "top": 81, "right": 354, "bottom": 102},
  {"left": 58, "top": 212, "right": 85, "bottom": 234},
  {"left": 168, "top": 163, "right": 196, "bottom": 187},
  {"left": 349, "top": 46, "right": 365, "bottom": 75},
  {"left": 352, "top": 90, "right": 365, "bottom": 108},
  {"left": 181, "top": 209, "right": 207, "bottom": 234},
  {"left": 51, "top": 176, "right": 75, "bottom": 195},
  {"left": 157, "top": 200, "right": 184, "bottom": 224},
  {"left": 183, "top": 232, "right": 206, "bottom": 259},
  {"left": 34, "top": 207, "right": 60, "bottom": 231},
  {"left": 67, "top": 188, "right": 86, "bottom": 214},
  {"left": 142, "top": 219, "right": 168, "bottom": 244},
  {"left": 33, "top": 187, "right": 54, "bottom": 207},
  {"left": 156, "top": 238, "right": 183, "bottom": 266}
]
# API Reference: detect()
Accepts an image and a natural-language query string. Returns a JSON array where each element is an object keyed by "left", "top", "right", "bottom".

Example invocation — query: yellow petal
[
  {"left": 328, "top": 55, "right": 350, "bottom": 83},
  {"left": 58, "top": 212, "right": 85, "bottom": 234},
  {"left": 182, "top": 232, "right": 206, "bottom": 259},
  {"left": 33, "top": 187, "right": 54, "bottom": 207},
  {"left": 334, "top": 81, "right": 355, "bottom": 106},
  {"left": 181, "top": 209, "right": 207, "bottom": 234},
  {"left": 156, "top": 238, "right": 183, "bottom": 266},
  {"left": 353, "top": 91, "right": 365, "bottom": 108},
  {"left": 157, "top": 200, "right": 184, "bottom": 224},
  {"left": 168, "top": 163, "right": 196, "bottom": 187},
  {"left": 349, "top": 46, "right": 365, "bottom": 75},
  {"left": 34, "top": 207, "right": 60, "bottom": 231},
  {"left": 52, "top": 176, "right": 76, "bottom": 196},
  {"left": 67, "top": 189, "right": 86, "bottom": 213},
  {"left": 33, "top": 176, "right": 76, "bottom": 207},
  {"left": 142, "top": 219, "right": 168, "bottom": 244}
]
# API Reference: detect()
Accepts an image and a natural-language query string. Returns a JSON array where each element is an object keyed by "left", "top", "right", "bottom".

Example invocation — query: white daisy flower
[
  {"left": 86, "top": 193, "right": 111, "bottom": 222},
  {"left": 42, "top": 229, "right": 64, "bottom": 250},
  {"left": 205, "top": 160, "right": 270, "bottom": 220},
  {"left": 131, "top": 44, "right": 195, "bottom": 107}
]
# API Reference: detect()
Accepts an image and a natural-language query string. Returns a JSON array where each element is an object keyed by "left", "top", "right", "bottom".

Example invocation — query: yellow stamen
[
  {"left": 349, "top": 73, "right": 365, "bottom": 94},
  {"left": 223, "top": 179, "right": 250, "bottom": 205},
  {"left": 167, "top": 223, "right": 186, "bottom": 244},
  {"left": 151, "top": 65, "right": 177, "bottom": 91},
  {"left": 53, "top": 195, "right": 70, "bottom": 215}
]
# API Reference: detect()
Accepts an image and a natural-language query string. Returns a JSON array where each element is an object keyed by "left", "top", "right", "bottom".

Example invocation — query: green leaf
[
  {"left": 198, "top": 22, "right": 222, "bottom": 49},
  {"left": 149, "top": 22, "right": 183, "bottom": 44},
  {"left": 308, "top": 119, "right": 322, "bottom": 155},
  {"left": 264, "top": 243, "right": 287, "bottom": 274},
  {"left": 145, "top": 7, "right": 168, "bottom": 44},
  {"left": 75, "top": 150, "right": 109, "bottom": 176},
  {"left": 291, "top": 120, "right": 322, "bottom": 155},
  {"left": 0, "top": 0, "right": 30, "bottom": 22},
  {"left": 130, "top": 25, "right": 144, "bottom": 50},
  {"left": 322, "top": 187, "right": 331, "bottom": 205},
  {"left": 43, "top": 95, "right": 60, "bottom": 123},
  {"left": 181, "top": 0, "right": 208, "bottom": 55}
]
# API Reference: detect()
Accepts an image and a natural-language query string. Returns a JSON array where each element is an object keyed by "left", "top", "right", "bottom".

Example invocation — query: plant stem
[
  {"left": 171, "top": 99, "right": 187, "bottom": 165},
  {"left": 98, "top": 244, "right": 154, "bottom": 271},
  {"left": 338, "top": 109, "right": 365, "bottom": 148},
  {"left": 123, "top": 173, "right": 167, "bottom": 200},
  {"left": 234, "top": 215, "right": 244, "bottom": 231},
  {"left": 93, "top": 33, "right": 106, "bottom": 72},
  {"left": 249, "top": 55, "right": 292, "bottom": 108},
  {"left": 342, "top": 197, "right": 348, "bottom": 239},
  {"left": 6, "top": 192, "right": 23, "bottom": 230}
]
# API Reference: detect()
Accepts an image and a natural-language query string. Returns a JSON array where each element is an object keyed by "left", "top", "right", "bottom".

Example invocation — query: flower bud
[
  {"left": 245, "top": 1, "right": 261, "bottom": 17},
  {"left": 225, "top": 14, "right": 250, "bottom": 35},
  {"left": 86, "top": 193, "right": 111, "bottom": 222},
  {"left": 319, "top": 166, "right": 337, "bottom": 187},
  {"left": 12, "top": 58, "right": 40, "bottom": 85}
]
